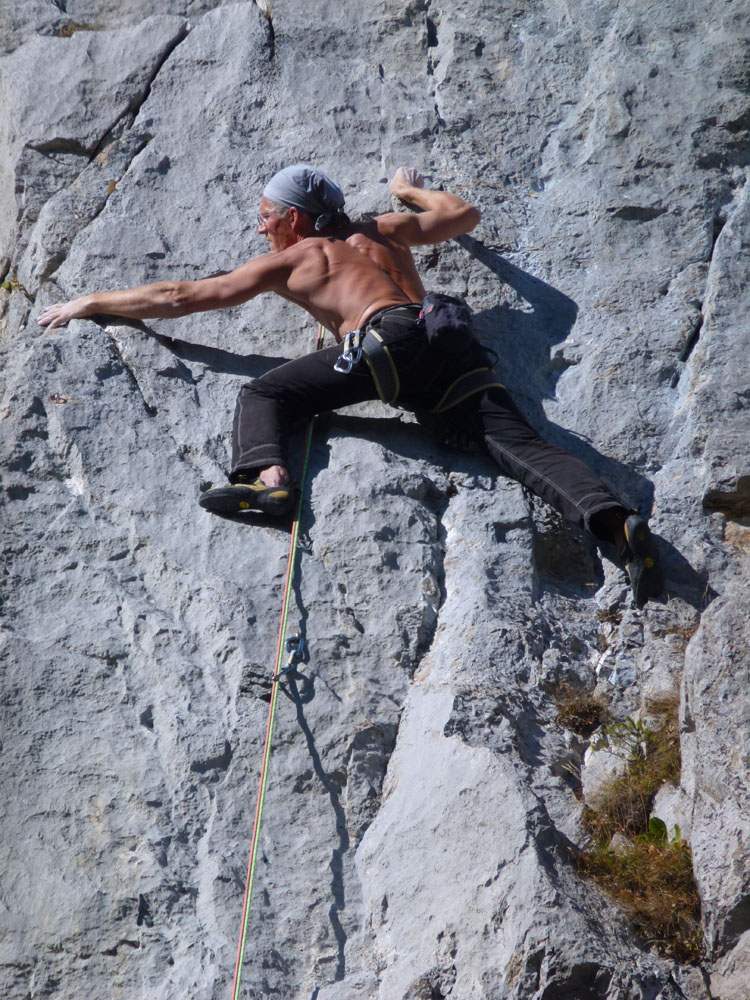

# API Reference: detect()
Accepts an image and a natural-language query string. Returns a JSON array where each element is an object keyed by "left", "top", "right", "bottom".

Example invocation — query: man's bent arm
[
  {"left": 38, "top": 255, "right": 288, "bottom": 331},
  {"left": 376, "top": 167, "right": 481, "bottom": 247}
]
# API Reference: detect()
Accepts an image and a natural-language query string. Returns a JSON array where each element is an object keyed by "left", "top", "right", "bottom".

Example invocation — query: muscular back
[
  {"left": 265, "top": 236, "right": 412, "bottom": 340},
  {"left": 342, "top": 221, "right": 426, "bottom": 302}
]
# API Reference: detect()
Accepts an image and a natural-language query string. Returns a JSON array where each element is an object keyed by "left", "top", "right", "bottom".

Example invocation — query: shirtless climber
[{"left": 37, "top": 164, "right": 662, "bottom": 606}]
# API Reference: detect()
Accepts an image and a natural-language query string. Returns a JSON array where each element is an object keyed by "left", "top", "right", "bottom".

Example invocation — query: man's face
[{"left": 258, "top": 197, "right": 295, "bottom": 252}]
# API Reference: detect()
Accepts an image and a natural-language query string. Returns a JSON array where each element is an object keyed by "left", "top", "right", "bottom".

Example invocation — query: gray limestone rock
[{"left": 1, "top": 1, "right": 749, "bottom": 998}]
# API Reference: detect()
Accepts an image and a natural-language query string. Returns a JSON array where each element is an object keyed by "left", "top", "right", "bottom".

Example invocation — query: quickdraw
[{"left": 333, "top": 329, "right": 363, "bottom": 373}]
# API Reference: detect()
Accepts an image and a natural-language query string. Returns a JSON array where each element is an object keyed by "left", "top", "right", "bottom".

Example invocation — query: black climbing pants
[{"left": 231, "top": 306, "right": 626, "bottom": 536}]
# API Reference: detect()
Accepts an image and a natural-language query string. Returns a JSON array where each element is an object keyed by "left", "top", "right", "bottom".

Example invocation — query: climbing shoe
[
  {"left": 198, "top": 478, "right": 295, "bottom": 517},
  {"left": 621, "top": 514, "right": 663, "bottom": 607}
]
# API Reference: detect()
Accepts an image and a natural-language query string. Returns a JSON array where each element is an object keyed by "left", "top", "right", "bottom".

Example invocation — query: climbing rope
[{"left": 230, "top": 324, "right": 326, "bottom": 1000}]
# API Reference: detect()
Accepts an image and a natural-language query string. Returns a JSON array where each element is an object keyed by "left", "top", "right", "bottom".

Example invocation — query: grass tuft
[
  {"left": 580, "top": 836, "right": 702, "bottom": 962},
  {"left": 57, "top": 22, "right": 100, "bottom": 37},
  {"left": 577, "top": 698, "right": 702, "bottom": 962},
  {"left": 555, "top": 681, "right": 609, "bottom": 737}
]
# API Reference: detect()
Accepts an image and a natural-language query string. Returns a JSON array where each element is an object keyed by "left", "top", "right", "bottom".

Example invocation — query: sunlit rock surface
[{"left": 1, "top": 2, "right": 748, "bottom": 998}]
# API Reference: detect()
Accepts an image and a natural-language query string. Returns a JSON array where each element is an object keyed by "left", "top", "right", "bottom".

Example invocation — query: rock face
[{"left": 1, "top": 2, "right": 748, "bottom": 998}]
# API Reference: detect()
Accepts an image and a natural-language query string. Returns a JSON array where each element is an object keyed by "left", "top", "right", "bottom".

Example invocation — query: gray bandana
[{"left": 263, "top": 163, "right": 346, "bottom": 231}]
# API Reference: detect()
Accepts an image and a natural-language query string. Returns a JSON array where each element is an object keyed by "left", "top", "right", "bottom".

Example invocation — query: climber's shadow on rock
[
  {"left": 458, "top": 236, "right": 655, "bottom": 516},
  {"left": 459, "top": 239, "right": 715, "bottom": 608},
  {"left": 655, "top": 540, "right": 717, "bottom": 611},
  {"left": 150, "top": 329, "right": 289, "bottom": 379}
]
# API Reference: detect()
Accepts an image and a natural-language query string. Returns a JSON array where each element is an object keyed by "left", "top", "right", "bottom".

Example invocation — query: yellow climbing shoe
[{"left": 198, "top": 478, "right": 295, "bottom": 517}]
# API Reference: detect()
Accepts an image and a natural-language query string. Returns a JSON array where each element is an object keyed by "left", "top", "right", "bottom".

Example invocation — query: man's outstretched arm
[
  {"left": 376, "top": 167, "right": 481, "bottom": 247},
  {"left": 37, "top": 254, "right": 288, "bottom": 331}
]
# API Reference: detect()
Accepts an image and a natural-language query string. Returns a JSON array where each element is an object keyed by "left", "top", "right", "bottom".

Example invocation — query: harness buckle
[{"left": 334, "top": 330, "right": 363, "bottom": 373}]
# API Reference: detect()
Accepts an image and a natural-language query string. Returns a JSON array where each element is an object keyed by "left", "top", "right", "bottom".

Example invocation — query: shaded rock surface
[{"left": 1, "top": 2, "right": 748, "bottom": 998}]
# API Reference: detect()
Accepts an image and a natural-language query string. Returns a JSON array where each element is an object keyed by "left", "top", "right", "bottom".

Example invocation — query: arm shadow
[
  {"left": 456, "top": 234, "right": 579, "bottom": 346},
  {"left": 92, "top": 314, "right": 289, "bottom": 378}
]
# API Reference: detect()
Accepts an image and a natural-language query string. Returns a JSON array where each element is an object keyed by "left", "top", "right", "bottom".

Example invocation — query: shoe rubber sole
[{"left": 198, "top": 483, "right": 294, "bottom": 517}]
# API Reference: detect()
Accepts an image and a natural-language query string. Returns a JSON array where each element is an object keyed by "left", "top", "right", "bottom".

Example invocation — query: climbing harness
[
  {"left": 230, "top": 324, "right": 325, "bottom": 1000},
  {"left": 334, "top": 305, "right": 503, "bottom": 413},
  {"left": 334, "top": 326, "right": 401, "bottom": 403}
]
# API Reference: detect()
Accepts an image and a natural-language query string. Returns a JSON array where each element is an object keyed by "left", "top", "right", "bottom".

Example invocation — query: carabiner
[{"left": 334, "top": 330, "right": 363, "bottom": 374}]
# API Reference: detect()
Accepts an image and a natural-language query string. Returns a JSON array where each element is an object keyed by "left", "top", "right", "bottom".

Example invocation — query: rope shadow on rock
[{"left": 278, "top": 668, "right": 349, "bottom": 984}]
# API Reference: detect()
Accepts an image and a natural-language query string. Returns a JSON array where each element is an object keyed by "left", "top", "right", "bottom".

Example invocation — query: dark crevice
[
  {"left": 725, "top": 108, "right": 750, "bottom": 133},
  {"left": 711, "top": 211, "right": 727, "bottom": 254},
  {"left": 283, "top": 673, "right": 348, "bottom": 983},
  {"left": 608, "top": 204, "right": 667, "bottom": 222},
  {"left": 136, "top": 894, "right": 153, "bottom": 927},
  {"left": 101, "top": 938, "right": 140, "bottom": 956},
  {"left": 382, "top": 477, "right": 454, "bottom": 676},
  {"left": 674, "top": 202, "right": 730, "bottom": 377},
  {"left": 679, "top": 314, "right": 703, "bottom": 363},
  {"left": 27, "top": 138, "right": 90, "bottom": 158},
  {"left": 257, "top": 3, "right": 275, "bottom": 59}
]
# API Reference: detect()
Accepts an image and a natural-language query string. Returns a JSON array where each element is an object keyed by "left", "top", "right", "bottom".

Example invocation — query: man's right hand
[
  {"left": 380, "top": 170, "right": 481, "bottom": 246},
  {"left": 389, "top": 167, "right": 425, "bottom": 202}
]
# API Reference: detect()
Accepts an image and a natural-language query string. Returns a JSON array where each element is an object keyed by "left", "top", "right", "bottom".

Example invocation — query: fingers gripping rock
[{"left": 392, "top": 166, "right": 424, "bottom": 189}]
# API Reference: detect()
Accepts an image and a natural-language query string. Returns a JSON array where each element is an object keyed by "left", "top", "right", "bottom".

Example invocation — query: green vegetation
[
  {"left": 1, "top": 274, "right": 30, "bottom": 296},
  {"left": 578, "top": 700, "right": 702, "bottom": 962}
]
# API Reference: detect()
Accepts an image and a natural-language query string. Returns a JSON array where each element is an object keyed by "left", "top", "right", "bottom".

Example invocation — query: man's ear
[{"left": 288, "top": 206, "right": 313, "bottom": 236}]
